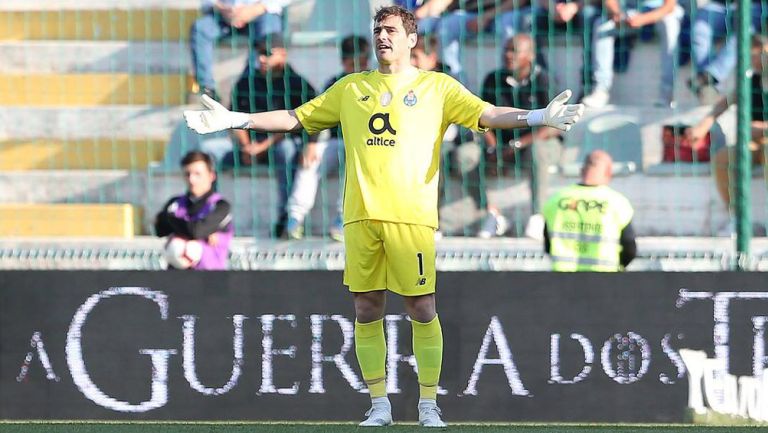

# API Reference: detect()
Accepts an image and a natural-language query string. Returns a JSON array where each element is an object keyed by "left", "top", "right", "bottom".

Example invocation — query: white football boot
[
  {"left": 359, "top": 397, "right": 393, "bottom": 427},
  {"left": 418, "top": 399, "right": 447, "bottom": 428}
]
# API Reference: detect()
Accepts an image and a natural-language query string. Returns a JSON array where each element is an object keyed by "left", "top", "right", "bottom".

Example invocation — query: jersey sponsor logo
[
  {"left": 367, "top": 136, "right": 396, "bottom": 146},
  {"left": 366, "top": 112, "right": 397, "bottom": 146},
  {"left": 368, "top": 113, "right": 397, "bottom": 135},
  {"left": 557, "top": 197, "right": 607, "bottom": 214},
  {"left": 403, "top": 90, "right": 417, "bottom": 107}
]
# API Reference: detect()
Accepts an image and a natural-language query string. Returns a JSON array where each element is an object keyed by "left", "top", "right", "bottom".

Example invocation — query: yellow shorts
[{"left": 343, "top": 220, "right": 436, "bottom": 296}]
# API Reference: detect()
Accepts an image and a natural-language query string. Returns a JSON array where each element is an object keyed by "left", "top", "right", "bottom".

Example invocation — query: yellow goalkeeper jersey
[{"left": 294, "top": 68, "right": 491, "bottom": 229}]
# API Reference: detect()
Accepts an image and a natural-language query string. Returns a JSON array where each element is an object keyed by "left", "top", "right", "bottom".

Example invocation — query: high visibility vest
[{"left": 542, "top": 184, "right": 634, "bottom": 272}]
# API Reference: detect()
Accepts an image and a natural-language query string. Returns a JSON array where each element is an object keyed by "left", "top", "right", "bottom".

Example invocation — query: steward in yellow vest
[{"left": 542, "top": 150, "right": 637, "bottom": 271}]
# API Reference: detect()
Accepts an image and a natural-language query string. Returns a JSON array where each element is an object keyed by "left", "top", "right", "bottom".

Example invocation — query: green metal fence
[{"left": 0, "top": 0, "right": 766, "bottom": 249}]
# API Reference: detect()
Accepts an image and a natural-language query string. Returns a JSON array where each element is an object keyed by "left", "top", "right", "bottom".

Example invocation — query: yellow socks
[
  {"left": 355, "top": 318, "right": 387, "bottom": 398},
  {"left": 355, "top": 316, "right": 443, "bottom": 401},
  {"left": 412, "top": 315, "right": 443, "bottom": 401}
]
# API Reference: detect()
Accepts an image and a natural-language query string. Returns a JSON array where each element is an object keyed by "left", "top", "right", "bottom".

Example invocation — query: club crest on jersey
[
  {"left": 403, "top": 90, "right": 417, "bottom": 107},
  {"left": 380, "top": 92, "right": 392, "bottom": 107}
]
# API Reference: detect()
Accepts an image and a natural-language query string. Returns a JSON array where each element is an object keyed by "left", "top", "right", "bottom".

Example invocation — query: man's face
[
  {"left": 751, "top": 44, "right": 768, "bottom": 72},
  {"left": 342, "top": 54, "right": 370, "bottom": 73},
  {"left": 373, "top": 15, "right": 416, "bottom": 65},
  {"left": 504, "top": 36, "right": 533, "bottom": 72},
  {"left": 258, "top": 47, "right": 287, "bottom": 75},
  {"left": 410, "top": 48, "right": 437, "bottom": 70},
  {"left": 183, "top": 160, "right": 216, "bottom": 198}
]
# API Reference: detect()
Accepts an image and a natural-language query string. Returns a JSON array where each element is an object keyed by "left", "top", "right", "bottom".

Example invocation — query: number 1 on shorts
[{"left": 417, "top": 252, "right": 424, "bottom": 276}]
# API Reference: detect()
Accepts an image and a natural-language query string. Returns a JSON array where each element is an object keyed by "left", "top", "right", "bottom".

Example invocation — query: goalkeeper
[{"left": 185, "top": 5, "right": 584, "bottom": 427}]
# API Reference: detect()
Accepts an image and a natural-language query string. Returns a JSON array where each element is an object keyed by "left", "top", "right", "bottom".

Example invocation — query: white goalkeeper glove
[
  {"left": 525, "top": 89, "right": 585, "bottom": 132},
  {"left": 183, "top": 94, "right": 251, "bottom": 134}
]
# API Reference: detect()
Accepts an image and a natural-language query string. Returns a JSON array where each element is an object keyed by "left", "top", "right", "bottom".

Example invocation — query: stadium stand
[{"left": 0, "top": 0, "right": 765, "bottom": 267}]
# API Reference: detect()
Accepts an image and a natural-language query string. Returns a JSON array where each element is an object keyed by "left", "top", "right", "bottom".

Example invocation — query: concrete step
[
  {"left": 0, "top": 203, "right": 141, "bottom": 237},
  {"left": 0, "top": 42, "right": 337, "bottom": 98},
  {"left": 0, "top": 170, "right": 765, "bottom": 237},
  {"left": 0, "top": 73, "right": 189, "bottom": 106},
  {"left": 0, "top": 9, "right": 198, "bottom": 41},
  {"left": 0, "top": 105, "right": 185, "bottom": 139},
  {"left": 0, "top": 1, "right": 349, "bottom": 46},
  {"left": 0, "top": 170, "right": 148, "bottom": 204},
  {"left": 0, "top": 0, "right": 199, "bottom": 10},
  {"left": 0, "top": 138, "right": 166, "bottom": 170},
  {"left": 0, "top": 39, "right": 711, "bottom": 109},
  {"left": 0, "top": 41, "right": 192, "bottom": 74}
]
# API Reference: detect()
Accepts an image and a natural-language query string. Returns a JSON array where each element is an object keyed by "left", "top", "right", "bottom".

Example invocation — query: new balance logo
[
  {"left": 359, "top": 95, "right": 370, "bottom": 101},
  {"left": 417, "top": 278, "right": 426, "bottom": 286}
]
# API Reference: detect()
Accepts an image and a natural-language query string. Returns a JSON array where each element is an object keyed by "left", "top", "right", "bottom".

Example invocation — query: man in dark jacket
[{"left": 223, "top": 34, "right": 318, "bottom": 237}]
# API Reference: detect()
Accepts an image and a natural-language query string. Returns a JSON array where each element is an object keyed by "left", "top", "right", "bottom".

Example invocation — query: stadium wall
[{"left": 2, "top": 271, "right": 768, "bottom": 422}]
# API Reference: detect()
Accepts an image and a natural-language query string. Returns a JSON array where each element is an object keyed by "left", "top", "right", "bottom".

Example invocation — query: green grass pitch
[{"left": 0, "top": 422, "right": 765, "bottom": 433}]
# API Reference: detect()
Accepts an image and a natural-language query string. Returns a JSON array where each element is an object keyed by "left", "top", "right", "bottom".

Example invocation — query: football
[{"left": 164, "top": 237, "right": 203, "bottom": 269}]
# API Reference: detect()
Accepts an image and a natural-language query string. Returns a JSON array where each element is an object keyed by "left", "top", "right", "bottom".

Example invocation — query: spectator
[
  {"left": 189, "top": 0, "right": 290, "bottom": 100},
  {"left": 542, "top": 150, "right": 637, "bottom": 271},
  {"left": 410, "top": 33, "right": 451, "bottom": 74},
  {"left": 688, "top": 0, "right": 767, "bottom": 101},
  {"left": 580, "top": 0, "right": 684, "bottom": 108},
  {"left": 285, "top": 35, "right": 371, "bottom": 241},
  {"left": 687, "top": 34, "right": 768, "bottom": 235},
  {"left": 478, "top": 34, "right": 562, "bottom": 238},
  {"left": 394, "top": 0, "right": 444, "bottom": 34},
  {"left": 530, "top": 0, "right": 601, "bottom": 99},
  {"left": 437, "top": 0, "right": 532, "bottom": 81},
  {"left": 223, "top": 35, "right": 318, "bottom": 237},
  {"left": 155, "top": 151, "right": 233, "bottom": 270},
  {"left": 410, "top": 33, "right": 460, "bottom": 238}
]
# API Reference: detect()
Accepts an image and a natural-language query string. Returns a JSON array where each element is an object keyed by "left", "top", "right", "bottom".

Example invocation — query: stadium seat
[
  {"left": 0, "top": 9, "right": 198, "bottom": 41},
  {"left": 0, "top": 138, "right": 166, "bottom": 170},
  {"left": 0, "top": 203, "right": 142, "bottom": 237}
]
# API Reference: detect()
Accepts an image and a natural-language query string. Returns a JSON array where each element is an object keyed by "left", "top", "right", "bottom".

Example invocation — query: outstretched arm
[
  {"left": 184, "top": 95, "right": 304, "bottom": 134},
  {"left": 687, "top": 90, "right": 734, "bottom": 143},
  {"left": 479, "top": 89, "right": 585, "bottom": 132}
]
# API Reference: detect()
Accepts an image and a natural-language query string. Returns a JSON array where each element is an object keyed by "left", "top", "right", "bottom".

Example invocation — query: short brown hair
[
  {"left": 181, "top": 151, "right": 215, "bottom": 172},
  {"left": 373, "top": 5, "right": 417, "bottom": 35}
]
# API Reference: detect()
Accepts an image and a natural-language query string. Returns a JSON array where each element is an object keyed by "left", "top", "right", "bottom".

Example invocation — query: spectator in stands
[
  {"left": 284, "top": 35, "right": 370, "bottom": 241},
  {"left": 580, "top": 0, "right": 684, "bottom": 108},
  {"left": 410, "top": 33, "right": 451, "bottom": 74},
  {"left": 155, "top": 151, "right": 233, "bottom": 270},
  {"left": 478, "top": 34, "right": 562, "bottom": 238},
  {"left": 437, "top": 0, "right": 533, "bottom": 81},
  {"left": 393, "top": 0, "right": 443, "bottom": 34},
  {"left": 687, "top": 34, "right": 768, "bottom": 235},
  {"left": 410, "top": 33, "right": 460, "bottom": 238},
  {"left": 189, "top": 0, "right": 291, "bottom": 101},
  {"left": 222, "top": 35, "right": 318, "bottom": 237},
  {"left": 530, "top": 0, "right": 601, "bottom": 99},
  {"left": 688, "top": 0, "right": 767, "bottom": 101},
  {"left": 542, "top": 150, "right": 637, "bottom": 271}
]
